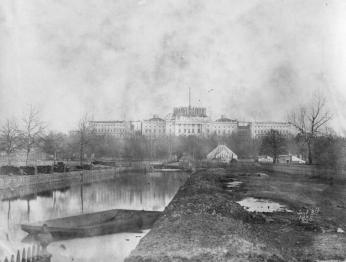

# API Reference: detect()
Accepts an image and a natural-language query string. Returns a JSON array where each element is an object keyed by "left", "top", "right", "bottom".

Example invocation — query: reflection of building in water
[
  {"left": 0, "top": 171, "right": 187, "bottom": 244},
  {"left": 79, "top": 173, "right": 182, "bottom": 212}
]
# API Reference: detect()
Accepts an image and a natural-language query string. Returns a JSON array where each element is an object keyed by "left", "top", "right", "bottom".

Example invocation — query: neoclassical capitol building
[{"left": 89, "top": 106, "right": 298, "bottom": 139}]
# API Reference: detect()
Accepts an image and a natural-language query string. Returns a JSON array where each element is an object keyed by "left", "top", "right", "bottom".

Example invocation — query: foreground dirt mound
[
  {"left": 126, "top": 170, "right": 285, "bottom": 261},
  {"left": 126, "top": 168, "right": 346, "bottom": 261}
]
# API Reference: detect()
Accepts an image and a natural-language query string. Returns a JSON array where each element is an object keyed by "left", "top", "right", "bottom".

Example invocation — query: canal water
[{"left": 0, "top": 170, "right": 188, "bottom": 261}]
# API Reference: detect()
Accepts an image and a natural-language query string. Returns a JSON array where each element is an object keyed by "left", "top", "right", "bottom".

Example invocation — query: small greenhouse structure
[{"left": 207, "top": 145, "right": 238, "bottom": 163}]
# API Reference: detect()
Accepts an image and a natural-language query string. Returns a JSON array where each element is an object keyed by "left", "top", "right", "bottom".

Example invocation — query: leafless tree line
[
  {"left": 287, "top": 92, "right": 332, "bottom": 164},
  {"left": 0, "top": 105, "right": 45, "bottom": 165},
  {"left": 0, "top": 106, "right": 95, "bottom": 167},
  {"left": 0, "top": 92, "right": 334, "bottom": 167}
]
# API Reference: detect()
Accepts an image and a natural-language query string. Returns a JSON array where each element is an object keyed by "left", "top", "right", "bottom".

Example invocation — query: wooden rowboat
[{"left": 21, "top": 209, "right": 162, "bottom": 239}]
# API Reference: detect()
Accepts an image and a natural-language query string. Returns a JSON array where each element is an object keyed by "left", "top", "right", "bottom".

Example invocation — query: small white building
[
  {"left": 277, "top": 154, "right": 306, "bottom": 164},
  {"left": 207, "top": 145, "right": 238, "bottom": 163},
  {"left": 257, "top": 155, "right": 274, "bottom": 163}
]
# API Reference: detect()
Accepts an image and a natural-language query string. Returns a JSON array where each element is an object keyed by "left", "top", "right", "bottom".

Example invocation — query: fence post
[
  {"left": 16, "top": 250, "right": 20, "bottom": 262},
  {"left": 32, "top": 245, "right": 36, "bottom": 262},
  {"left": 36, "top": 245, "right": 41, "bottom": 259},
  {"left": 21, "top": 248, "right": 26, "bottom": 262},
  {"left": 27, "top": 246, "right": 31, "bottom": 262},
  {"left": 36, "top": 244, "right": 41, "bottom": 262}
]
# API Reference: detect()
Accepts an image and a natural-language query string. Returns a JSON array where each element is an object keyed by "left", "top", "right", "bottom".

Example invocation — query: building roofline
[
  {"left": 252, "top": 121, "right": 290, "bottom": 124},
  {"left": 144, "top": 117, "right": 165, "bottom": 122},
  {"left": 215, "top": 118, "right": 237, "bottom": 122},
  {"left": 89, "top": 120, "right": 125, "bottom": 123}
]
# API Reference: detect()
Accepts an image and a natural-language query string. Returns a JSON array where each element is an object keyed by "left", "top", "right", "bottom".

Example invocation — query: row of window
[
  {"left": 97, "top": 129, "right": 125, "bottom": 133},
  {"left": 93, "top": 124, "right": 124, "bottom": 127},
  {"left": 143, "top": 125, "right": 165, "bottom": 128},
  {"left": 210, "top": 126, "right": 235, "bottom": 130},
  {"left": 177, "top": 129, "right": 201, "bottom": 134},
  {"left": 254, "top": 125, "right": 288, "bottom": 129},
  {"left": 177, "top": 123, "right": 202, "bottom": 127},
  {"left": 254, "top": 130, "right": 289, "bottom": 134},
  {"left": 144, "top": 129, "right": 165, "bottom": 133}
]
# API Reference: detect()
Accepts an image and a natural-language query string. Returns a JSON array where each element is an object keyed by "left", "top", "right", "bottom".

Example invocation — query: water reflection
[
  {"left": 0, "top": 171, "right": 188, "bottom": 261},
  {"left": 49, "top": 230, "right": 150, "bottom": 262}
]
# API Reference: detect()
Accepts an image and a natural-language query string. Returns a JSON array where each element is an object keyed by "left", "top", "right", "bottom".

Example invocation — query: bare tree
[
  {"left": 259, "top": 129, "right": 287, "bottom": 163},
  {"left": 288, "top": 93, "right": 332, "bottom": 164},
  {"left": 21, "top": 106, "right": 45, "bottom": 165},
  {"left": 76, "top": 114, "right": 93, "bottom": 166},
  {"left": 0, "top": 119, "right": 21, "bottom": 165},
  {"left": 41, "top": 132, "right": 66, "bottom": 164}
]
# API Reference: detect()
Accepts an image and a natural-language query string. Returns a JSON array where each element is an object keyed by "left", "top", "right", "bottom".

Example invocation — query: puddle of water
[
  {"left": 237, "top": 197, "right": 292, "bottom": 213},
  {"left": 225, "top": 181, "right": 243, "bottom": 188},
  {"left": 255, "top": 173, "right": 269, "bottom": 178},
  {"left": 337, "top": 228, "right": 344, "bottom": 233}
]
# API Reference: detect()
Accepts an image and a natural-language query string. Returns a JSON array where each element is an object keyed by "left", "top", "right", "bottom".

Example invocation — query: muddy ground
[{"left": 126, "top": 166, "right": 346, "bottom": 261}]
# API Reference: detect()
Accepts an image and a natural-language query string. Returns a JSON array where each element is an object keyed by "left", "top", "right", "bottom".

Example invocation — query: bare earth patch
[{"left": 126, "top": 166, "right": 346, "bottom": 261}]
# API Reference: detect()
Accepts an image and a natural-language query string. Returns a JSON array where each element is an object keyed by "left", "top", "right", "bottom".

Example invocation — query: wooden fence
[
  {"left": 0, "top": 244, "right": 50, "bottom": 262},
  {"left": 261, "top": 163, "right": 346, "bottom": 179},
  {"left": 0, "top": 166, "right": 148, "bottom": 191}
]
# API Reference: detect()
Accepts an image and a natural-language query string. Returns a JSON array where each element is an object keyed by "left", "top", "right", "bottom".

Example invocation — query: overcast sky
[{"left": 0, "top": 0, "right": 346, "bottom": 134}]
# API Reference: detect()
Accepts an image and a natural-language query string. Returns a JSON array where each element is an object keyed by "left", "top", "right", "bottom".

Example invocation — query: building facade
[
  {"left": 236, "top": 122, "right": 252, "bottom": 139},
  {"left": 250, "top": 121, "right": 298, "bottom": 138},
  {"left": 142, "top": 115, "right": 166, "bottom": 138},
  {"left": 88, "top": 107, "right": 298, "bottom": 139},
  {"left": 167, "top": 107, "right": 210, "bottom": 136},
  {"left": 89, "top": 121, "right": 132, "bottom": 138},
  {"left": 207, "top": 116, "right": 238, "bottom": 136},
  {"left": 131, "top": 120, "right": 142, "bottom": 135}
]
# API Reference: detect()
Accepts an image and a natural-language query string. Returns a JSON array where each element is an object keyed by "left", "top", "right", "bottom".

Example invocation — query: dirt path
[{"left": 126, "top": 167, "right": 346, "bottom": 261}]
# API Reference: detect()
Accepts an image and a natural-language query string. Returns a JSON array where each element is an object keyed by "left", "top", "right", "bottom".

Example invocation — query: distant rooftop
[
  {"left": 252, "top": 121, "right": 290, "bottom": 125},
  {"left": 89, "top": 120, "right": 124, "bottom": 123},
  {"left": 145, "top": 115, "right": 165, "bottom": 122},
  {"left": 147, "top": 117, "right": 165, "bottom": 122},
  {"left": 173, "top": 107, "right": 207, "bottom": 117},
  {"left": 215, "top": 115, "right": 237, "bottom": 122}
]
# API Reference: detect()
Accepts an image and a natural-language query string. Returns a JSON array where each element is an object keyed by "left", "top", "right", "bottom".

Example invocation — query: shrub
[
  {"left": 297, "top": 207, "right": 320, "bottom": 224},
  {"left": 54, "top": 162, "right": 68, "bottom": 173},
  {"left": 0, "top": 166, "right": 21, "bottom": 175},
  {"left": 19, "top": 166, "right": 35, "bottom": 175},
  {"left": 37, "top": 165, "right": 53, "bottom": 174}
]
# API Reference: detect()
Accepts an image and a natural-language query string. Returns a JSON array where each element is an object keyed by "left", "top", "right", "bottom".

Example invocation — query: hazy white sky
[{"left": 0, "top": 0, "right": 346, "bottom": 134}]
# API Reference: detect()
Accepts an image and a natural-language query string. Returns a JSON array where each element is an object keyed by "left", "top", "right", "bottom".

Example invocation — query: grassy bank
[
  {"left": 126, "top": 167, "right": 346, "bottom": 261},
  {"left": 261, "top": 163, "right": 346, "bottom": 181}
]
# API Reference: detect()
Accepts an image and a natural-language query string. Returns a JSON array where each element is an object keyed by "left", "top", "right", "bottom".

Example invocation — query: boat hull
[{"left": 21, "top": 209, "right": 161, "bottom": 239}]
